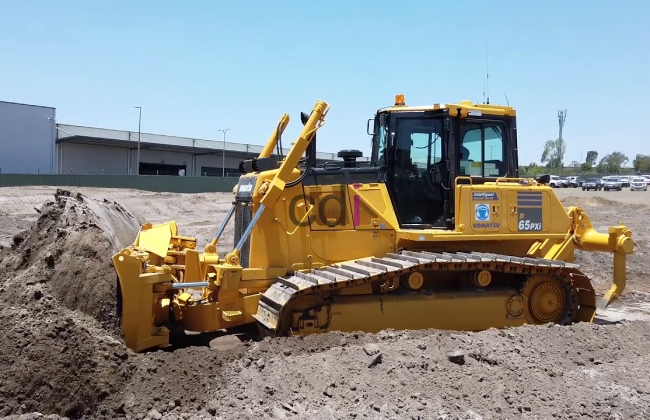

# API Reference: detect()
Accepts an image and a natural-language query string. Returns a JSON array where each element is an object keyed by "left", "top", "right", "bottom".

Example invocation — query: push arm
[
  {"left": 259, "top": 113, "right": 290, "bottom": 158},
  {"left": 224, "top": 100, "right": 329, "bottom": 264},
  {"left": 259, "top": 100, "right": 330, "bottom": 206}
]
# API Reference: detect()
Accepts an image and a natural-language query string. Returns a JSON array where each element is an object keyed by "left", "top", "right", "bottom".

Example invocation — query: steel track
[{"left": 252, "top": 250, "right": 597, "bottom": 336}]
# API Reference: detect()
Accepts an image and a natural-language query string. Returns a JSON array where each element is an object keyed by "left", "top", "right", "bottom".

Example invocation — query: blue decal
[{"left": 475, "top": 204, "right": 490, "bottom": 221}]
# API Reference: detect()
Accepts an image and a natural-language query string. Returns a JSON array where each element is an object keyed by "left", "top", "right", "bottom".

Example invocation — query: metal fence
[{"left": 0, "top": 174, "right": 239, "bottom": 193}]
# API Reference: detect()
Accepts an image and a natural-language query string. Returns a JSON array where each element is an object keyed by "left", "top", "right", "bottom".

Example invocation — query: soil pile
[
  {"left": 205, "top": 323, "right": 650, "bottom": 419},
  {"left": 0, "top": 190, "right": 141, "bottom": 418},
  {"left": 3, "top": 189, "right": 143, "bottom": 331}
]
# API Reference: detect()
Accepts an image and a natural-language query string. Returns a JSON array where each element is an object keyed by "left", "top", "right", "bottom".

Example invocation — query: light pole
[
  {"left": 47, "top": 117, "right": 55, "bottom": 174},
  {"left": 486, "top": 145, "right": 496, "bottom": 160},
  {"left": 219, "top": 128, "right": 230, "bottom": 177},
  {"left": 135, "top": 106, "right": 142, "bottom": 175}
]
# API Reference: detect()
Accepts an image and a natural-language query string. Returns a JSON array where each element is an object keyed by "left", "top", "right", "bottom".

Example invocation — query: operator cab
[{"left": 368, "top": 94, "right": 519, "bottom": 230}]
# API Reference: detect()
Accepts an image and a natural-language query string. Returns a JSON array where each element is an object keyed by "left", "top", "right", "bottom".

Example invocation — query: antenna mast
[
  {"left": 557, "top": 109, "right": 567, "bottom": 175},
  {"left": 485, "top": 44, "right": 490, "bottom": 104},
  {"left": 558, "top": 109, "right": 567, "bottom": 140}
]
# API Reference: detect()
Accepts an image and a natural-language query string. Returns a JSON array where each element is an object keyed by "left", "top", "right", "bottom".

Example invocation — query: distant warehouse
[{"left": 0, "top": 100, "right": 343, "bottom": 176}]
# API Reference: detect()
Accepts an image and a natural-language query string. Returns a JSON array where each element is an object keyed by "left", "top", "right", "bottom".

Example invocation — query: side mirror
[
  {"left": 300, "top": 111, "right": 310, "bottom": 125},
  {"left": 366, "top": 118, "right": 375, "bottom": 135}
]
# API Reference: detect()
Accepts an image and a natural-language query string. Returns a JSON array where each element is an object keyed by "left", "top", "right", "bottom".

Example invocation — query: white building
[
  {"left": 0, "top": 101, "right": 56, "bottom": 174},
  {"left": 1, "top": 100, "right": 343, "bottom": 176}
]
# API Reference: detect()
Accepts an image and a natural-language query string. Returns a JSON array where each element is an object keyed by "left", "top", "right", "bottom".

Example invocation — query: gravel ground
[{"left": 0, "top": 185, "right": 648, "bottom": 419}]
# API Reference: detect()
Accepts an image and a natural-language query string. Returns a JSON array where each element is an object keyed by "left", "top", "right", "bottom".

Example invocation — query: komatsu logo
[
  {"left": 473, "top": 222, "right": 501, "bottom": 229},
  {"left": 236, "top": 177, "right": 257, "bottom": 199},
  {"left": 239, "top": 184, "right": 253, "bottom": 193}
]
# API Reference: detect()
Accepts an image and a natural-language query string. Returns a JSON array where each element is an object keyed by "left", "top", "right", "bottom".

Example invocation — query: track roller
[
  {"left": 401, "top": 272, "right": 424, "bottom": 290},
  {"left": 472, "top": 270, "right": 492, "bottom": 287}
]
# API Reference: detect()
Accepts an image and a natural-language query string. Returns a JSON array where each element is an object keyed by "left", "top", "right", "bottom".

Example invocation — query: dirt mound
[
  {"left": 562, "top": 195, "right": 621, "bottom": 208},
  {"left": 0, "top": 190, "right": 142, "bottom": 418},
  {"left": 5, "top": 190, "right": 143, "bottom": 332},
  {"left": 201, "top": 322, "right": 650, "bottom": 419},
  {"left": 0, "top": 303, "right": 134, "bottom": 418}
]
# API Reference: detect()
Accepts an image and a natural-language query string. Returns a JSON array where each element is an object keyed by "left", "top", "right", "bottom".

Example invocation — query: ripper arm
[{"left": 568, "top": 206, "right": 635, "bottom": 310}]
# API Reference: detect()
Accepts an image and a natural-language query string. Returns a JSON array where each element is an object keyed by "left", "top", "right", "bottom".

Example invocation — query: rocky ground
[{"left": 0, "top": 185, "right": 649, "bottom": 419}]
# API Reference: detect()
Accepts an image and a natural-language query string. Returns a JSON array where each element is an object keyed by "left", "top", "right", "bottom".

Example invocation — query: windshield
[
  {"left": 395, "top": 117, "right": 443, "bottom": 171},
  {"left": 587, "top": 178, "right": 598, "bottom": 182},
  {"left": 633, "top": 178, "right": 645, "bottom": 182}
]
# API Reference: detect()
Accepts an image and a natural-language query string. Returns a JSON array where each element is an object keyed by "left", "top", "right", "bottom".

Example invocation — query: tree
[
  {"left": 519, "top": 162, "right": 546, "bottom": 177},
  {"left": 570, "top": 160, "right": 580, "bottom": 168},
  {"left": 585, "top": 150, "right": 598, "bottom": 165},
  {"left": 540, "top": 138, "right": 566, "bottom": 172},
  {"left": 596, "top": 161, "right": 609, "bottom": 174},
  {"left": 633, "top": 154, "right": 650, "bottom": 173},
  {"left": 580, "top": 162, "right": 593, "bottom": 173},
  {"left": 597, "top": 152, "right": 629, "bottom": 173}
]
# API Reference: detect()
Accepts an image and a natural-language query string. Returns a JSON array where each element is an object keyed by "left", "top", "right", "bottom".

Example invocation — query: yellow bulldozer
[{"left": 112, "top": 96, "right": 635, "bottom": 353}]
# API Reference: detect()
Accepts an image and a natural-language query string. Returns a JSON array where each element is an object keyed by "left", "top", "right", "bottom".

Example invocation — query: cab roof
[{"left": 377, "top": 95, "right": 516, "bottom": 117}]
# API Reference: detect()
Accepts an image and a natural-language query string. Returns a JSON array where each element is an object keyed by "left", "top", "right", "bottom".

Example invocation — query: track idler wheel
[
  {"left": 522, "top": 274, "right": 571, "bottom": 325},
  {"left": 278, "top": 294, "right": 329, "bottom": 336}
]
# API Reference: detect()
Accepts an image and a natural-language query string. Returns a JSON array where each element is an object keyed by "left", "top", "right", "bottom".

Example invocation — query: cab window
[{"left": 459, "top": 122, "right": 506, "bottom": 177}]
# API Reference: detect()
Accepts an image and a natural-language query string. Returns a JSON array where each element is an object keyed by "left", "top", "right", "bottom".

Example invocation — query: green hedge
[{"left": 0, "top": 174, "right": 239, "bottom": 193}]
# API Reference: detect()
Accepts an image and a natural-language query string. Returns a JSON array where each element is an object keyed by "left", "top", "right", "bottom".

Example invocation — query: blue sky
[{"left": 0, "top": 0, "right": 647, "bottom": 166}]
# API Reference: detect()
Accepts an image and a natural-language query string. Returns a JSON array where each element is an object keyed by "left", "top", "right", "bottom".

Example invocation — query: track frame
[{"left": 253, "top": 250, "right": 597, "bottom": 337}]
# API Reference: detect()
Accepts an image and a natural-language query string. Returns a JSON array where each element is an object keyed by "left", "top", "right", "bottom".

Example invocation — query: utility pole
[
  {"left": 558, "top": 109, "right": 567, "bottom": 175},
  {"left": 486, "top": 145, "right": 496, "bottom": 160},
  {"left": 219, "top": 128, "right": 230, "bottom": 177},
  {"left": 135, "top": 106, "right": 142, "bottom": 175},
  {"left": 47, "top": 117, "right": 55, "bottom": 174}
]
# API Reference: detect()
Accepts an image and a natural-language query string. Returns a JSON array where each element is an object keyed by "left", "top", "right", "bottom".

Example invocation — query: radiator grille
[{"left": 233, "top": 202, "right": 252, "bottom": 268}]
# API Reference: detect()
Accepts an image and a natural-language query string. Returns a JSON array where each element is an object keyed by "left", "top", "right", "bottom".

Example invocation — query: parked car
[
  {"left": 548, "top": 175, "right": 562, "bottom": 188},
  {"left": 582, "top": 178, "right": 602, "bottom": 191},
  {"left": 603, "top": 177, "right": 622, "bottom": 191},
  {"left": 559, "top": 177, "right": 570, "bottom": 188},
  {"left": 619, "top": 176, "right": 631, "bottom": 187},
  {"left": 567, "top": 176, "right": 580, "bottom": 187},
  {"left": 630, "top": 177, "right": 648, "bottom": 191},
  {"left": 642, "top": 175, "right": 650, "bottom": 185}
]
